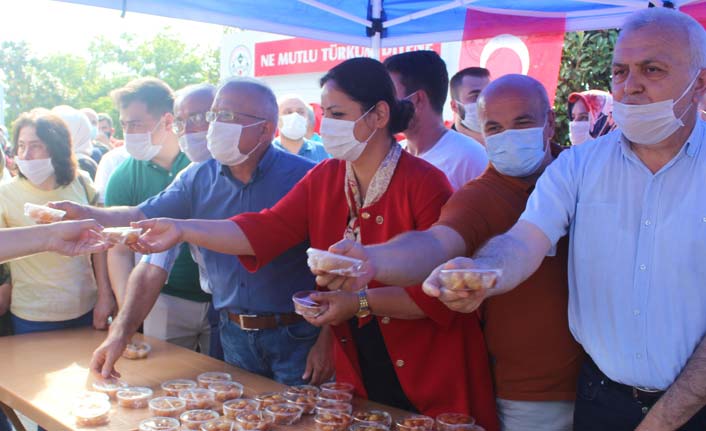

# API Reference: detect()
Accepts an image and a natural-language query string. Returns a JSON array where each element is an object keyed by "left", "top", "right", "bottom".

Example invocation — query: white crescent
[{"left": 479, "top": 34, "right": 531, "bottom": 75}]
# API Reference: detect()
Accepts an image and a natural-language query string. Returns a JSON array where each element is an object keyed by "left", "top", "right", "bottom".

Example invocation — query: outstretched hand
[
  {"left": 129, "top": 218, "right": 184, "bottom": 255},
  {"left": 46, "top": 220, "right": 112, "bottom": 256}
]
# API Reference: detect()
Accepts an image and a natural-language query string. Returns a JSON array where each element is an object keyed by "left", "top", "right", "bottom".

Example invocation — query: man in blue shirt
[
  {"left": 273, "top": 95, "right": 329, "bottom": 162},
  {"left": 63, "top": 78, "right": 334, "bottom": 386},
  {"left": 423, "top": 8, "right": 706, "bottom": 431}
]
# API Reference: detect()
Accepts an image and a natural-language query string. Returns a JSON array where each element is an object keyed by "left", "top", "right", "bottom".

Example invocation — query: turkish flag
[{"left": 459, "top": 9, "right": 566, "bottom": 103}]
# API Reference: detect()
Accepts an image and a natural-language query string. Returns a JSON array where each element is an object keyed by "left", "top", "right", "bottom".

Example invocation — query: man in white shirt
[
  {"left": 384, "top": 51, "right": 488, "bottom": 190},
  {"left": 450, "top": 67, "right": 491, "bottom": 145}
]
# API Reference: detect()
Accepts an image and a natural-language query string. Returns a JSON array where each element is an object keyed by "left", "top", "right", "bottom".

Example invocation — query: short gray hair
[
  {"left": 218, "top": 77, "right": 278, "bottom": 124},
  {"left": 620, "top": 8, "right": 706, "bottom": 73}
]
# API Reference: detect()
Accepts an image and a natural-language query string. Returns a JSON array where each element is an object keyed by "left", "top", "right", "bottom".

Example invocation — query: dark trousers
[{"left": 574, "top": 358, "right": 706, "bottom": 431}]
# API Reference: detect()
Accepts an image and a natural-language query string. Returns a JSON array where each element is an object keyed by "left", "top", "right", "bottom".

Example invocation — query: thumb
[
  {"left": 131, "top": 219, "right": 155, "bottom": 231},
  {"left": 101, "top": 348, "right": 120, "bottom": 379},
  {"left": 302, "top": 357, "right": 313, "bottom": 380},
  {"left": 328, "top": 239, "right": 354, "bottom": 254}
]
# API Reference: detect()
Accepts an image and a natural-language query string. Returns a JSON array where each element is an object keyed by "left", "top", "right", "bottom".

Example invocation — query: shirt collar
[
  {"left": 618, "top": 119, "right": 704, "bottom": 167},
  {"left": 487, "top": 165, "right": 535, "bottom": 194},
  {"left": 298, "top": 139, "right": 313, "bottom": 155}
]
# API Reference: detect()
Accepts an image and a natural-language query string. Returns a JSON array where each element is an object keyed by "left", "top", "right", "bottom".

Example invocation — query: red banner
[
  {"left": 459, "top": 10, "right": 565, "bottom": 103},
  {"left": 682, "top": 2, "right": 706, "bottom": 27},
  {"left": 255, "top": 38, "right": 441, "bottom": 76}
]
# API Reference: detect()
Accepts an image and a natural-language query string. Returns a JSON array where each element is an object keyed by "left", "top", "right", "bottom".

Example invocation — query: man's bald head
[
  {"left": 216, "top": 78, "right": 278, "bottom": 124},
  {"left": 479, "top": 74, "right": 550, "bottom": 122},
  {"left": 175, "top": 84, "right": 216, "bottom": 109}
]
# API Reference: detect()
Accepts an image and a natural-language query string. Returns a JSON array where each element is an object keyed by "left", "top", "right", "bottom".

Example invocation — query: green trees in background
[
  {"left": 554, "top": 29, "right": 618, "bottom": 145},
  {"left": 0, "top": 29, "right": 219, "bottom": 136}
]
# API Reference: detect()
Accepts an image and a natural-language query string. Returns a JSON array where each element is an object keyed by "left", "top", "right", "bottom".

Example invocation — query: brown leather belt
[{"left": 228, "top": 312, "right": 303, "bottom": 331}]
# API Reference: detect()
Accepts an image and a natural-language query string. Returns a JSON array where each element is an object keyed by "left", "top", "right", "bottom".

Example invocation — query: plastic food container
[
  {"left": 292, "top": 290, "right": 328, "bottom": 318},
  {"left": 314, "top": 411, "right": 352, "bottom": 431},
  {"left": 208, "top": 381, "right": 243, "bottom": 402},
  {"left": 122, "top": 341, "right": 151, "bottom": 359},
  {"left": 435, "top": 413, "right": 476, "bottom": 430},
  {"left": 315, "top": 399, "right": 353, "bottom": 416},
  {"left": 197, "top": 371, "right": 232, "bottom": 388},
  {"left": 395, "top": 415, "right": 434, "bottom": 431},
  {"left": 91, "top": 377, "right": 128, "bottom": 400},
  {"left": 235, "top": 411, "right": 274, "bottom": 430},
  {"left": 148, "top": 396, "right": 186, "bottom": 418},
  {"left": 180, "top": 409, "right": 220, "bottom": 430},
  {"left": 254, "top": 392, "right": 287, "bottom": 409},
  {"left": 199, "top": 417, "right": 237, "bottom": 431},
  {"left": 306, "top": 248, "right": 365, "bottom": 276},
  {"left": 438, "top": 268, "right": 501, "bottom": 291},
  {"left": 318, "top": 390, "right": 353, "bottom": 403},
  {"left": 73, "top": 392, "right": 111, "bottom": 427},
  {"left": 24, "top": 203, "right": 65, "bottom": 223},
  {"left": 350, "top": 423, "right": 389, "bottom": 431},
  {"left": 101, "top": 227, "right": 142, "bottom": 245},
  {"left": 263, "top": 402, "right": 304, "bottom": 425},
  {"left": 138, "top": 417, "right": 181, "bottom": 431},
  {"left": 320, "top": 382, "right": 355, "bottom": 395},
  {"left": 179, "top": 388, "right": 216, "bottom": 410},
  {"left": 285, "top": 384, "right": 320, "bottom": 397},
  {"left": 353, "top": 409, "right": 392, "bottom": 427},
  {"left": 161, "top": 379, "right": 197, "bottom": 397},
  {"left": 116, "top": 387, "right": 153, "bottom": 408},
  {"left": 284, "top": 392, "right": 317, "bottom": 414},
  {"left": 222, "top": 398, "right": 259, "bottom": 419}
]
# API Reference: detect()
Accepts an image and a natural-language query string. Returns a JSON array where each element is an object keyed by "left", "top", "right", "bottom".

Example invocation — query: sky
[{"left": 0, "top": 0, "right": 226, "bottom": 57}]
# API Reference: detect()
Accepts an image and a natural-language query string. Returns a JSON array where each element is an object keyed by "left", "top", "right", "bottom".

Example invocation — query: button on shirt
[
  {"left": 520, "top": 123, "right": 706, "bottom": 390},
  {"left": 138, "top": 146, "right": 315, "bottom": 314}
]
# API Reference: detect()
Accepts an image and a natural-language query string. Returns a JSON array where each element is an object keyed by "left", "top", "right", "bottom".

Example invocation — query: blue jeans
[
  {"left": 219, "top": 311, "right": 319, "bottom": 385},
  {"left": 207, "top": 303, "right": 223, "bottom": 360},
  {"left": 11, "top": 310, "right": 93, "bottom": 335}
]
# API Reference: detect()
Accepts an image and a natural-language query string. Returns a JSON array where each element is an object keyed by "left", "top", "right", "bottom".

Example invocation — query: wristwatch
[{"left": 355, "top": 289, "right": 371, "bottom": 318}]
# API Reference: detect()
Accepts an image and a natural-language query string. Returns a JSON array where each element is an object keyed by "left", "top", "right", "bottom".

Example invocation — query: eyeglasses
[
  {"left": 205, "top": 110, "right": 266, "bottom": 124},
  {"left": 172, "top": 112, "right": 208, "bottom": 134}
]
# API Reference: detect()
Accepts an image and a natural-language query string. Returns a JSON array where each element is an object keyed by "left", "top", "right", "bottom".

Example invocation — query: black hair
[
  {"left": 383, "top": 50, "right": 449, "bottom": 115},
  {"left": 320, "top": 57, "right": 414, "bottom": 134},
  {"left": 450, "top": 67, "right": 490, "bottom": 100}
]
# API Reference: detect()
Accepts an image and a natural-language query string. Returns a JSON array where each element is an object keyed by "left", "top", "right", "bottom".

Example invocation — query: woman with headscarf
[
  {"left": 567, "top": 90, "right": 617, "bottom": 146},
  {"left": 52, "top": 105, "right": 99, "bottom": 179}
]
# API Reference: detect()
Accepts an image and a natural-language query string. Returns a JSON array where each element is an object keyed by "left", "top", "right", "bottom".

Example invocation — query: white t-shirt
[
  {"left": 94, "top": 146, "right": 129, "bottom": 204},
  {"left": 404, "top": 129, "right": 488, "bottom": 190}
]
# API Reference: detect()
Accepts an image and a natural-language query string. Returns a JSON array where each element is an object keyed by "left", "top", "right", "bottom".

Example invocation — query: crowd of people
[{"left": 0, "top": 6, "right": 705, "bottom": 431}]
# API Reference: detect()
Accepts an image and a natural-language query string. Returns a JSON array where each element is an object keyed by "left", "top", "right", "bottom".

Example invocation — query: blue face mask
[{"left": 484, "top": 125, "right": 547, "bottom": 177}]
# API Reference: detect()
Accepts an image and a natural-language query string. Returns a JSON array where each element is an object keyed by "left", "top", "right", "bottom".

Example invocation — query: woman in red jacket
[{"left": 134, "top": 58, "right": 497, "bottom": 430}]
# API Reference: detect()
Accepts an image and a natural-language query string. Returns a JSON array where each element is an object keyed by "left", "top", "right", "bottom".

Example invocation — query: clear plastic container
[
  {"left": 292, "top": 290, "right": 328, "bottom": 318},
  {"left": 435, "top": 413, "right": 476, "bottom": 430},
  {"left": 284, "top": 392, "right": 317, "bottom": 414},
  {"left": 313, "top": 411, "right": 352, "bottom": 431},
  {"left": 116, "top": 386, "right": 153, "bottom": 409},
  {"left": 24, "top": 203, "right": 65, "bottom": 223},
  {"left": 148, "top": 396, "right": 186, "bottom": 418},
  {"left": 208, "top": 381, "right": 243, "bottom": 402},
  {"left": 254, "top": 392, "right": 287, "bottom": 409},
  {"left": 349, "top": 423, "right": 389, "bottom": 431},
  {"left": 199, "top": 417, "right": 237, "bottom": 431},
  {"left": 306, "top": 248, "right": 365, "bottom": 276},
  {"left": 438, "top": 268, "right": 501, "bottom": 292},
  {"left": 320, "top": 381, "right": 355, "bottom": 395},
  {"left": 262, "top": 402, "right": 304, "bottom": 425},
  {"left": 180, "top": 409, "right": 220, "bottom": 430},
  {"left": 138, "top": 416, "right": 181, "bottom": 431},
  {"left": 317, "top": 390, "right": 353, "bottom": 403},
  {"left": 91, "top": 377, "right": 128, "bottom": 400},
  {"left": 161, "top": 378, "right": 197, "bottom": 397},
  {"left": 352, "top": 409, "right": 392, "bottom": 427},
  {"left": 101, "top": 227, "right": 142, "bottom": 245},
  {"left": 197, "top": 371, "right": 232, "bottom": 388},
  {"left": 395, "top": 414, "right": 434, "bottom": 431},
  {"left": 222, "top": 398, "right": 259, "bottom": 419},
  {"left": 179, "top": 388, "right": 216, "bottom": 410},
  {"left": 122, "top": 341, "right": 151, "bottom": 359},
  {"left": 73, "top": 392, "right": 111, "bottom": 427},
  {"left": 234, "top": 411, "right": 274, "bottom": 430},
  {"left": 284, "top": 384, "right": 320, "bottom": 397},
  {"left": 314, "top": 399, "right": 353, "bottom": 416}
]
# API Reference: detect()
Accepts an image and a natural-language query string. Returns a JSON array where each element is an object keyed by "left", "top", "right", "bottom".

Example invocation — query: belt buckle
[{"left": 238, "top": 314, "right": 259, "bottom": 331}]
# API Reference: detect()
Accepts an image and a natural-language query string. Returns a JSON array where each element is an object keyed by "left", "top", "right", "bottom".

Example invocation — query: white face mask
[
  {"left": 206, "top": 120, "right": 265, "bottom": 166},
  {"left": 569, "top": 120, "right": 592, "bottom": 146},
  {"left": 613, "top": 74, "right": 699, "bottom": 145},
  {"left": 178, "top": 131, "right": 211, "bottom": 163},
  {"left": 485, "top": 125, "right": 547, "bottom": 177},
  {"left": 279, "top": 112, "right": 308, "bottom": 141},
  {"left": 125, "top": 120, "right": 163, "bottom": 161},
  {"left": 320, "top": 106, "right": 376, "bottom": 161},
  {"left": 15, "top": 157, "right": 55, "bottom": 186},
  {"left": 458, "top": 101, "right": 482, "bottom": 132}
]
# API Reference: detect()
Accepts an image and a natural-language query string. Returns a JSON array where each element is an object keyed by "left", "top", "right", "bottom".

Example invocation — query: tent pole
[{"left": 371, "top": 0, "right": 382, "bottom": 60}]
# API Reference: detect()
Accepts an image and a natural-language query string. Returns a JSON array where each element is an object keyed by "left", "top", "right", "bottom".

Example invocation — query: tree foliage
[
  {"left": 0, "top": 29, "right": 219, "bottom": 136},
  {"left": 554, "top": 29, "right": 618, "bottom": 145}
]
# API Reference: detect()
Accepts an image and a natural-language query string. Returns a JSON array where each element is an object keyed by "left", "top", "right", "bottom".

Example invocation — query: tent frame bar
[{"left": 297, "top": 0, "right": 372, "bottom": 27}]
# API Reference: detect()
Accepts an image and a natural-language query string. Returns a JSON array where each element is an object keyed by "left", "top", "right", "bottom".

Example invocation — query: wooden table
[{"left": 0, "top": 328, "right": 408, "bottom": 430}]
